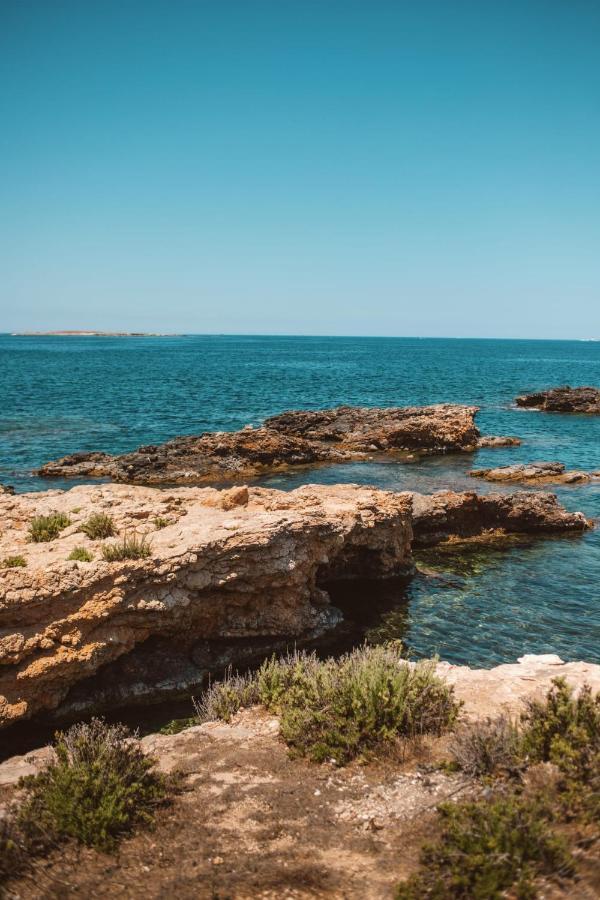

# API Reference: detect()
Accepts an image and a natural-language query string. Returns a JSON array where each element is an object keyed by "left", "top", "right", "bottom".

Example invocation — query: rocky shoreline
[
  {"left": 36, "top": 404, "right": 518, "bottom": 485},
  {"left": 0, "top": 482, "right": 590, "bottom": 732},
  {"left": 516, "top": 385, "right": 600, "bottom": 414},
  {"left": 469, "top": 461, "right": 600, "bottom": 485}
]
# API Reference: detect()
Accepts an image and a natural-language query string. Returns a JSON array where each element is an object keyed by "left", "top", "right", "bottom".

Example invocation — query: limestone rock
[
  {"left": 0, "top": 483, "right": 413, "bottom": 728},
  {"left": 516, "top": 385, "right": 600, "bottom": 414}
]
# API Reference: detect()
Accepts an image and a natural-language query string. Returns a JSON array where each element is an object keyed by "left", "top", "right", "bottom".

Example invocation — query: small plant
[
  {"left": 395, "top": 795, "right": 575, "bottom": 899},
  {"left": 450, "top": 715, "right": 521, "bottom": 777},
  {"left": 196, "top": 645, "right": 460, "bottom": 764},
  {"left": 159, "top": 716, "right": 198, "bottom": 735},
  {"left": 68, "top": 546, "right": 94, "bottom": 562},
  {"left": 79, "top": 513, "right": 115, "bottom": 540},
  {"left": 0, "top": 816, "right": 21, "bottom": 882},
  {"left": 29, "top": 512, "right": 71, "bottom": 543},
  {"left": 521, "top": 677, "right": 600, "bottom": 771},
  {"left": 2, "top": 555, "right": 27, "bottom": 568},
  {"left": 16, "top": 719, "right": 169, "bottom": 853},
  {"left": 102, "top": 531, "right": 152, "bottom": 562},
  {"left": 153, "top": 516, "right": 172, "bottom": 530}
]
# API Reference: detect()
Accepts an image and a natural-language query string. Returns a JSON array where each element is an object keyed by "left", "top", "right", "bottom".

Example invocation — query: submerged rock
[
  {"left": 36, "top": 404, "right": 513, "bottom": 485},
  {"left": 516, "top": 385, "right": 600, "bottom": 414},
  {"left": 469, "top": 462, "right": 598, "bottom": 485},
  {"left": 0, "top": 482, "right": 590, "bottom": 729}
]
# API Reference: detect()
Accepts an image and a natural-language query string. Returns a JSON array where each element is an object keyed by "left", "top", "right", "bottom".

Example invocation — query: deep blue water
[{"left": 1, "top": 334, "right": 599, "bottom": 667}]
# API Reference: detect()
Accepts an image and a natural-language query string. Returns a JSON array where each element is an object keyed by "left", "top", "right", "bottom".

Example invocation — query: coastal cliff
[{"left": 0, "top": 483, "right": 590, "bottom": 729}]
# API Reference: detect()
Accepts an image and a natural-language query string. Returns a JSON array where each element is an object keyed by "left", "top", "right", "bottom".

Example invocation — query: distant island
[{"left": 12, "top": 330, "right": 179, "bottom": 337}]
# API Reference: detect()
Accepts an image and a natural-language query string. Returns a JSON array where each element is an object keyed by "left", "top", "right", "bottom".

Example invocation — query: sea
[{"left": 1, "top": 333, "right": 599, "bottom": 668}]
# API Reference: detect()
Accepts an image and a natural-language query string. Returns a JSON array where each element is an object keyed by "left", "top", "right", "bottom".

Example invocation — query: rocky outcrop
[
  {"left": 410, "top": 489, "right": 590, "bottom": 547},
  {"left": 470, "top": 462, "right": 598, "bottom": 485},
  {"left": 475, "top": 435, "right": 521, "bottom": 448},
  {"left": 37, "top": 404, "right": 515, "bottom": 485},
  {"left": 0, "top": 483, "right": 590, "bottom": 729},
  {"left": 0, "top": 483, "right": 413, "bottom": 729},
  {"left": 516, "top": 386, "right": 600, "bottom": 414}
]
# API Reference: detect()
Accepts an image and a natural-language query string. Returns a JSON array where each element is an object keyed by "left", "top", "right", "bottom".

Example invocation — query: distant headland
[{"left": 11, "top": 330, "right": 180, "bottom": 337}]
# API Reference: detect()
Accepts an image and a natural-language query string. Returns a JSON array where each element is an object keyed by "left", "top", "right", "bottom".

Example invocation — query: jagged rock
[
  {"left": 0, "top": 483, "right": 413, "bottom": 728},
  {"left": 37, "top": 404, "right": 501, "bottom": 485},
  {"left": 469, "top": 462, "right": 597, "bottom": 485},
  {"left": 0, "top": 485, "right": 15, "bottom": 495},
  {"left": 410, "top": 489, "right": 590, "bottom": 547},
  {"left": 516, "top": 385, "right": 600, "bottom": 414}
]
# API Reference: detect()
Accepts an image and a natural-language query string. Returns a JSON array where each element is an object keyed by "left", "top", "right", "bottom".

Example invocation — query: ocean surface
[{"left": 2, "top": 334, "right": 599, "bottom": 668}]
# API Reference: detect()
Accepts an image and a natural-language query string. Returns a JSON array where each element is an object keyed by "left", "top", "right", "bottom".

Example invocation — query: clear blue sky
[{"left": 1, "top": 0, "right": 599, "bottom": 337}]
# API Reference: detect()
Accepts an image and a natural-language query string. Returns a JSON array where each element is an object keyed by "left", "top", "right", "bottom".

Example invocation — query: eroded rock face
[
  {"left": 469, "top": 462, "right": 597, "bottom": 485},
  {"left": 0, "top": 483, "right": 590, "bottom": 729},
  {"left": 0, "top": 483, "right": 413, "bottom": 728},
  {"left": 410, "top": 489, "right": 590, "bottom": 547},
  {"left": 37, "top": 404, "right": 505, "bottom": 485},
  {"left": 516, "top": 386, "right": 600, "bottom": 414}
]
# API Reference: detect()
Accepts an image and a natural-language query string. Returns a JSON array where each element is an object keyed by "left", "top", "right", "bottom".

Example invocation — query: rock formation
[
  {"left": 516, "top": 385, "right": 600, "bottom": 414},
  {"left": 37, "top": 404, "right": 516, "bottom": 485},
  {"left": 469, "top": 462, "right": 598, "bottom": 485},
  {"left": 410, "top": 489, "right": 590, "bottom": 547},
  {"left": 0, "top": 483, "right": 591, "bottom": 729},
  {"left": 0, "top": 483, "right": 413, "bottom": 729}
]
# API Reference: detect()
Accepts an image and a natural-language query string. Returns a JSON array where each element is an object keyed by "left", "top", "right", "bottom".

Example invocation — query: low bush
[
  {"left": 153, "top": 517, "right": 172, "bottom": 530},
  {"left": 395, "top": 795, "right": 575, "bottom": 899},
  {"left": 196, "top": 645, "right": 460, "bottom": 764},
  {"left": 29, "top": 512, "right": 71, "bottom": 543},
  {"left": 16, "top": 719, "right": 169, "bottom": 853},
  {"left": 101, "top": 532, "right": 151, "bottom": 561},
  {"left": 449, "top": 715, "right": 521, "bottom": 777},
  {"left": 79, "top": 513, "right": 115, "bottom": 540},
  {"left": 2, "top": 555, "right": 27, "bottom": 568},
  {"left": 0, "top": 817, "right": 21, "bottom": 883},
  {"left": 68, "top": 546, "right": 94, "bottom": 562}
]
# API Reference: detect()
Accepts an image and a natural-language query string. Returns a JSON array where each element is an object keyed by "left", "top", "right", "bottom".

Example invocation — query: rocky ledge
[
  {"left": 516, "top": 385, "right": 600, "bottom": 414},
  {"left": 0, "top": 483, "right": 590, "bottom": 730},
  {"left": 37, "top": 404, "right": 517, "bottom": 485},
  {"left": 469, "top": 461, "right": 600, "bottom": 485}
]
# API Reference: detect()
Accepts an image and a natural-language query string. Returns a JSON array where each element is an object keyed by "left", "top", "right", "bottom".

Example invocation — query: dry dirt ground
[
  {"left": 3, "top": 654, "right": 600, "bottom": 899},
  {"left": 2, "top": 710, "right": 469, "bottom": 900}
]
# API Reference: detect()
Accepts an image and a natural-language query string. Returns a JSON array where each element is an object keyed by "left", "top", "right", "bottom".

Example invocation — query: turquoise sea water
[{"left": 1, "top": 334, "right": 599, "bottom": 667}]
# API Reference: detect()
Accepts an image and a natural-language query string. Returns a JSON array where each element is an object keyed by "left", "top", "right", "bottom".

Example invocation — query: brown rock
[
  {"left": 410, "top": 489, "right": 590, "bottom": 547},
  {"left": 37, "top": 404, "right": 487, "bottom": 485},
  {"left": 515, "top": 385, "right": 600, "bottom": 414},
  {"left": 469, "top": 462, "right": 595, "bottom": 485}
]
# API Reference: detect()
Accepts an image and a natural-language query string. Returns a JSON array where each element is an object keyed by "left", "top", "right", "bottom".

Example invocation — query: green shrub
[
  {"left": 2, "top": 555, "right": 27, "bottom": 568},
  {"left": 102, "top": 532, "right": 151, "bottom": 561},
  {"left": 0, "top": 817, "right": 21, "bottom": 883},
  {"left": 196, "top": 645, "right": 460, "bottom": 764},
  {"left": 29, "top": 512, "right": 71, "bottom": 543},
  {"left": 68, "top": 546, "right": 94, "bottom": 562},
  {"left": 16, "top": 719, "right": 169, "bottom": 853},
  {"left": 450, "top": 715, "right": 521, "bottom": 777},
  {"left": 159, "top": 716, "right": 198, "bottom": 735},
  {"left": 79, "top": 513, "right": 115, "bottom": 540},
  {"left": 521, "top": 677, "right": 600, "bottom": 772},
  {"left": 396, "top": 795, "right": 575, "bottom": 899},
  {"left": 153, "top": 516, "right": 172, "bottom": 530}
]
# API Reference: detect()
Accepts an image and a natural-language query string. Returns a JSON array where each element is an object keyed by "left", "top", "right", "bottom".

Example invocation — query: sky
[{"left": 1, "top": 0, "right": 599, "bottom": 338}]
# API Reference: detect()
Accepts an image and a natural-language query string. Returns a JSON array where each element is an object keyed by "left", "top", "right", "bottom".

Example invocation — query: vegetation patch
[
  {"left": 153, "top": 516, "right": 172, "bottom": 530},
  {"left": 196, "top": 645, "right": 460, "bottom": 764},
  {"left": 403, "top": 678, "right": 600, "bottom": 897},
  {"left": 29, "top": 512, "right": 71, "bottom": 542},
  {"left": 79, "top": 512, "right": 115, "bottom": 540},
  {"left": 449, "top": 715, "right": 521, "bottom": 777},
  {"left": 395, "top": 795, "right": 574, "bottom": 899},
  {"left": 68, "top": 546, "right": 94, "bottom": 562},
  {"left": 1, "top": 555, "right": 27, "bottom": 568},
  {"left": 102, "top": 531, "right": 152, "bottom": 561}
]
